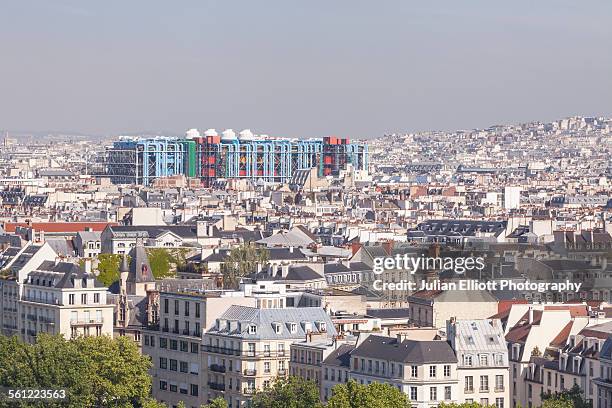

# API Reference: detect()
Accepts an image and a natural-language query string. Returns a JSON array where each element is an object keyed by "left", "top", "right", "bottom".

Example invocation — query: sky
[{"left": 1, "top": 0, "right": 611, "bottom": 139}]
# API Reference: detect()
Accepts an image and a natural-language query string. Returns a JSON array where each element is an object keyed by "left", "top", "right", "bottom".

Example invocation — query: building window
[
  {"left": 195, "top": 303, "right": 200, "bottom": 318},
  {"left": 444, "top": 365, "right": 451, "bottom": 377},
  {"left": 159, "top": 357, "right": 167, "bottom": 370},
  {"left": 164, "top": 299, "right": 169, "bottom": 314},
  {"left": 81, "top": 293, "right": 87, "bottom": 304},
  {"left": 180, "top": 340, "right": 188, "bottom": 352},
  {"left": 429, "top": 365, "right": 436, "bottom": 378},
  {"left": 69, "top": 294, "right": 75, "bottom": 305},
  {"left": 159, "top": 337, "right": 167, "bottom": 349},
  {"left": 180, "top": 361, "right": 188, "bottom": 373},
  {"left": 464, "top": 355, "right": 473, "bottom": 366},
  {"left": 410, "top": 387, "right": 417, "bottom": 401},
  {"left": 411, "top": 365, "right": 418, "bottom": 378},
  {"left": 495, "top": 397, "right": 504, "bottom": 408},
  {"left": 264, "top": 362, "right": 271, "bottom": 373},
  {"left": 170, "top": 359, "right": 177, "bottom": 371},
  {"left": 190, "top": 384, "right": 198, "bottom": 396},
  {"left": 93, "top": 293, "right": 100, "bottom": 303},
  {"left": 170, "top": 340, "right": 177, "bottom": 350},
  {"left": 445, "top": 386, "right": 451, "bottom": 400},
  {"left": 465, "top": 376, "right": 474, "bottom": 392},
  {"left": 480, "top": 354, "right": 488, "bottom": 366},
  {"left": 430, "top": 387, "right": 437, "bottom": 401},
  {"left": 174, "top": 300, "right": 179, "bottom": 315},
  {"left": 249, "top": 325, "right": 257, "bottom": 334},
  {"left": 191, "top": 342, "right": 199, "bottom": 353},
  {"left": 169, "top": 384, "right": 177, "bottom": 393},
  {"left": 184, "top": 301, "right": 189, "bottom": 317},
  {"left": 480, "top": 375, "right": 489, "bottom": 392},
  {"left": 159, "top": 380, "right": 167, "bottom": 390},
  {"left": 496, "top": 375, "right": 504, "bottom": 391}
]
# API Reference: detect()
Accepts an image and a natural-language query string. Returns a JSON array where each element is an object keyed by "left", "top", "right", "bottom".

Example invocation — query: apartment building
[
  {"left": 202, "top": 306, "right": 336, "bottom": 407},
  {"left": 524, "top": 321, "right": 612, "bottom": 407},
  {"left": 289, "top": 334, "right": 349, "bottom": 400},
  {"left": 348, "top": 335, "right": 459, "bottom": 408},
  {"left": 593, "top": 336, "right": 612, "bottom": 408},
  {"left": 143, "top": 290, "right": 255, "bottom": 408},
  {"left": 1, "top": 242, "right": 113, "bottom": 341},
  {"left": 447, "top": 318, "right": 509, "bottom": 407},
  {"left": 320, "top": 343, "right": 354, "bottom": 401},
  {"left": 504, "top": 305, "right": 591, "bottom": 408}
]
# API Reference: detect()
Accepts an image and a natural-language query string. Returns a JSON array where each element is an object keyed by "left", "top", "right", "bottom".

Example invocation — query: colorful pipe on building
[{"left": 106, "top": 132, "right": 368, "bottom": 186}]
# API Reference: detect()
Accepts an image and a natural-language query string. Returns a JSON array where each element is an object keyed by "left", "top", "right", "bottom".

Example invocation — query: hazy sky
[{"left": 1, "top": 1, "right": 611, "bottom": 138}]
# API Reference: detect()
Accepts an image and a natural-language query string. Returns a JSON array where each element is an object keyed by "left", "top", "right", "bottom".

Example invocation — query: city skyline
[{"left": 1, "top": 1, "right": 611, "bottom": 138}]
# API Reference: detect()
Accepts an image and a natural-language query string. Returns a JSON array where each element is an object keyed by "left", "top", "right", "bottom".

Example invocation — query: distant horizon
[{"left": 3, "top": 111, "right": 610, "bottom": 140}]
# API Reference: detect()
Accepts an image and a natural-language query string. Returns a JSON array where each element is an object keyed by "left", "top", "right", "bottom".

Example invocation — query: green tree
[
  {"left": 252, "top": 376, "right": 321, "bottom": 408},
  {"left": 439, "top": 403, "right": 486, "bottom": 408},
  {"left": 0, "top": 333, "right": 157, "bottom": 408},
  {"left": 221, "top": 243, "right": 269, "bottom": 289},
  {"left": 327, "top": 380, "right": 411, "bottom": 408},
  {"left": 541, "top": 384, "right": 591, "bottom": 408},
  {"left": 146, "top": 248, "right": 188, "bottom": 279},
  {"left": 95, "top": 253, "right": 124, "bottom": 286},
  {"left": 202, "top": 397, "right": 228, "bottom": 408}
]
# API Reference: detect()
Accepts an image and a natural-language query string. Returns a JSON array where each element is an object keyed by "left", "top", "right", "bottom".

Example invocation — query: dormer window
[
  {"left": 248, "top": 325, "right": 257, "bottom": 334},
  {"left": 316, "top": 321, "right": 327, "bottom": 332},
  {"left": 288, "top": 322, "right": 297, "bottom": 333},
  {"left": 272, "top": 322, "right": 282, "bottom": 334}
]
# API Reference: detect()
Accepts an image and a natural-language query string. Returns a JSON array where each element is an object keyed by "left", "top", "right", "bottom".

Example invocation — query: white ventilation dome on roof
[
  {"left": 204, "top": 129, "right": 218, "bottom": 137},
  {"left": 185, "top": 128, "right": 200, "bottom": 139},
  {"left": 221, "top": 129, "right": 237, "bottom": 141},
  {"left": 238, "top": 129, "right": 255, "bottom": 141}
]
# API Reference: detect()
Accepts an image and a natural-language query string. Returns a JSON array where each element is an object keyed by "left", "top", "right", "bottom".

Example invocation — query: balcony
[
  {"left": 70, "top": 318, "right": 104, "bottom": 326},
  {"left": 162, "top": 326, "right": 169, "bottom": 332},
  {"left": 209, "top": 364, "right": 227, "bottom": 373},
  {"left": 202, "top": 345, "right": 241, "bottom": 356},
  {"left": 26, "top": 329, "right": 37, "bottom": 336},
  {"left": 495, "top": 387, "right": 505, "bottom": 392},
  {"left": 21, "top": 296, "right": 60, "bottom": 305},
  {"left": 243, "top": 369, "right": 257, "bottom": 376},
  {"left": 277, "top": 369, "right": 287, "bottom": 376},
  {"left": 38, "top": 316, "right": 55, "bottom": 324},
  {"left": 27, "top": 314, "right": 37, "bottom": 321},
  {"left": 243, "top": 388, "right": 255, "bottom": 395},
  {"left": 207, "top": 382, "right": 226, "bottom": 391},
  {"left": 172, "top": 328, "right": 180, "bottom": 334}
]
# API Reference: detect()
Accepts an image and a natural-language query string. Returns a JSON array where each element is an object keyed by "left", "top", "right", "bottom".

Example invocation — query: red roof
[
  {"left": 550, "top": 321, "right": 573, "bottom": 347},
  {"left": 544, "top": 305, "right": 588, "bottom": 317},
  {"left": 3, "top": 222, "right": 115, "bottom": 233}
]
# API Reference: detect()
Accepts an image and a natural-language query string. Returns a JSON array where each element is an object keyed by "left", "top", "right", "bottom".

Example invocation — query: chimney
[
  {"left": 84, "top": 259, "right": 92, "bottom": 274},
  {"left": 382, "top": 240, "right": 394, "bottom": 256},
  {"left": 289, "top": 246, "right": 294, "bottom": 253},
  {"left": 281, "top": 264, "right": 290, "bottom": 278},
  {"left": 528, "top": 307, "right": 534, "bottom": 324}
]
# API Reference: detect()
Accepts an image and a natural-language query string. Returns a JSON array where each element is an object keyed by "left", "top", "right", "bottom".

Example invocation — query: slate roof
[
  {"left": 352, "top": 335, "right": 457, "bottom": 363},
  {"left": 127, "top": 245, "right": 155, "bottom": 283},
  {"left": 209, "top": 305, "right": 337, "bottom": 340},
  {"left": 322, "top": 343, "right": 355, "bottom": 368}
]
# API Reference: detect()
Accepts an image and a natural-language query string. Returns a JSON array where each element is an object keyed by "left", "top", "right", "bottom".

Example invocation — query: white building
[{"left": 447, "top": 318, "right": 509, "bottom": 407}]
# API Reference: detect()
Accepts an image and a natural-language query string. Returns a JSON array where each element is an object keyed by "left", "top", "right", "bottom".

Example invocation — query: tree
[
  {"left": 0, "top": 333, "right": 157, "bottom": 408},
  {"left": 95, "top": 253, "right": 124, "bottom": 286},
  {"left": 221, "top": 243, "right": 269, "bottom": 289},
  {"left": 327, "top": 380, "right": 411, "bottom": 408},
  {"left": 252, "top": 376, "right": 321, "bottom": 408},
  {"left": 202, "top": 397, "right": 229, "bottom": 408},
  {"left": 541, "top": 384, "right": 591, "bottom": 408},
  {"left": 439, "top": 403, "right": 486, "bottom": 408}
]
